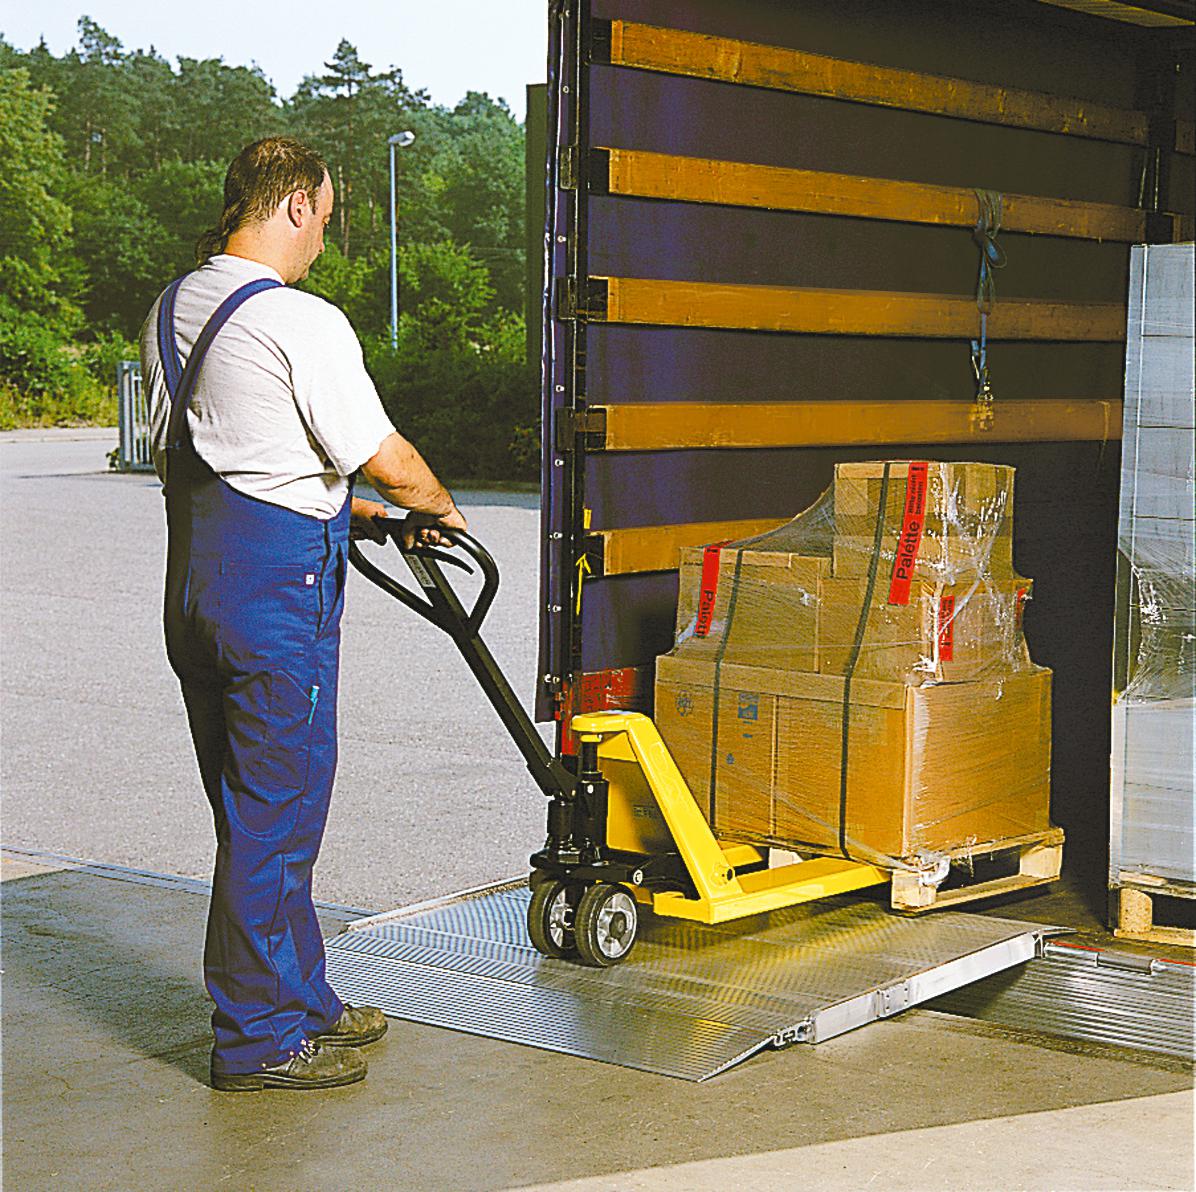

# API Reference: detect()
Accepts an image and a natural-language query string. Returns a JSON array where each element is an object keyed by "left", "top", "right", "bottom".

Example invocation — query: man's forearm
[{"left": 360, "top": 433, "right": 458, "bottom": 517}]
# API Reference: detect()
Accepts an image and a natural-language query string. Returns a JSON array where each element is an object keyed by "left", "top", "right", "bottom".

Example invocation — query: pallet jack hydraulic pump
[{"left": 351, "top": 527, "right": 888, "bottom": 967}]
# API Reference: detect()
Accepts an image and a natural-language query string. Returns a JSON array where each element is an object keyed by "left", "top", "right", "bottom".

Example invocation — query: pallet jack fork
[{"left": 350, "top": 528, "right": 886, "bottom": 968}]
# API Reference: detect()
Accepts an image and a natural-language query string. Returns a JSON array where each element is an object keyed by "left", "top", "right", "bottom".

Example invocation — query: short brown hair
[{"left": 196, "top": 137, "right": 329, "bottom": 265}]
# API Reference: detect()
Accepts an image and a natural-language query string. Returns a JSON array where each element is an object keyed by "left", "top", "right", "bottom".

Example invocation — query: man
[{"left": 140, "top": 137, "right": 465, "bottom": 1091}]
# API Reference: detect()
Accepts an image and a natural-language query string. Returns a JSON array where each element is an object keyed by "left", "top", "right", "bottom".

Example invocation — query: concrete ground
[{"left": 2, "top": 430, "right": 1194, "bottom": 1190}]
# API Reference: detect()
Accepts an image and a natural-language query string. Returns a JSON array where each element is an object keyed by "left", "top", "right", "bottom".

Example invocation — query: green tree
[
  {"left": 169, "top": 57, "right": 282, "bottom": 164},
  {"left": 66, "top": 173, "right": 165, "bottom": 335},
  {"left": 135, "top": 158, "right": 226, "bottom": 273},
  {"left": 424, "top": 93, "right": 525, "bottom": 311},
  {"left": 291, "top": 40, "right": 427, "bottom": 259},
  {"left": 64, "top": 17, "right": 140, "bottom": 173},
  {"left": 0, "top": 68, "right": 77, "bottom": 317},
  {"left": 121, "top": 48, "right": 176, "bottom": 170},
  {"left": 0, "top": 67, "right": 115, "bottom": 424},
  {"left": 0, "top": 27, "right": 534, "bottom": 461}
]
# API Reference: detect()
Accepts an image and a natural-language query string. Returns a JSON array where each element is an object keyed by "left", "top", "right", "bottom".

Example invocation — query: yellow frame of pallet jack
[{"left": 571, "top": 710, "right": 887, "bottom": 924}]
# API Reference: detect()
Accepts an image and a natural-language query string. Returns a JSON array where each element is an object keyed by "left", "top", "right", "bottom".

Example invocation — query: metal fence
[{"left": 116, "top": 360, "right": 153, "bottom": 472}]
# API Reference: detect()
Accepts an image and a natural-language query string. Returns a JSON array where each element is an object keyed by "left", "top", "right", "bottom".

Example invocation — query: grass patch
[{"left": 0, "top": 381, "right": 117, "bottom": 430}]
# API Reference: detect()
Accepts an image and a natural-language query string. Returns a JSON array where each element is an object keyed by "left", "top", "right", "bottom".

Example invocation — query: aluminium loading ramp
[{"left": 324, "top": 879, "right": 1059, "bottom": 1081}]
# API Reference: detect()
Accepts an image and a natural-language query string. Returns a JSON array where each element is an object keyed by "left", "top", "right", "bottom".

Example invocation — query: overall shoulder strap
[
  {"left": 155, "top": 275, "right": 188, "bottom": 399},
  {"left": 164, "top": 277, "right": 283, "bottom": 449}
]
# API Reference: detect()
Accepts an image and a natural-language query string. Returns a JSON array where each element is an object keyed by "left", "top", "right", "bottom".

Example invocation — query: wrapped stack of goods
[
  {"left": 1109, "top": 242, "right": 1195, "bottom": 946},
  {"left": 656, "top": 459, "right": 1062, "bottom": 905}
]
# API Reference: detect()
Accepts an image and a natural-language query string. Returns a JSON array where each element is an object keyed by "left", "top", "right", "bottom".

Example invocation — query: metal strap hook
[{"left": 970, "top": 189, "right": 1005, "bottom": 432}]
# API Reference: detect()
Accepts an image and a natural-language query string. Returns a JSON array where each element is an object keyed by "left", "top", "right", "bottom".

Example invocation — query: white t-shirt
[{"left": 139, "top": 254, "right": 396, "bottom": 519}]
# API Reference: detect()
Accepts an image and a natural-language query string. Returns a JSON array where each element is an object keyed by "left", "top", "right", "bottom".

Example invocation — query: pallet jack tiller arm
[
  {"left": 348, "top": 527, "right": 574, "bottom": 802},
  {"left": 348, "top": 527, "right": 626, "bottom": 887}
]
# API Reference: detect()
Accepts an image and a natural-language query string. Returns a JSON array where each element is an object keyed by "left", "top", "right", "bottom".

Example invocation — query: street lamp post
[{"left": 388, "top": 131, "right": 416, "bottom": 350}]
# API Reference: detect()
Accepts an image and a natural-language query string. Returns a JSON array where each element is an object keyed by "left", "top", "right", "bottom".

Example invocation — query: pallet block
[{"left": 1112, "top": 874, "right": 1196, "bottom": 948}]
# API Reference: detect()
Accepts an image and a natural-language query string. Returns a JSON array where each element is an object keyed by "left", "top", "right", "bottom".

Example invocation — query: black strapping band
[{"left": 838, "top": 463, "right": 892, "bottom": 860}]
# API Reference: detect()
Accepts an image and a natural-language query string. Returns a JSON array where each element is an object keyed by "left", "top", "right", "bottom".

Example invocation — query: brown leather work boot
[
  {"left": 211, "top": 1039, "right": 366, "bottom": 1092},
  {"left": 316, "top": 1003, "right": 388, "bottom": 1048}
]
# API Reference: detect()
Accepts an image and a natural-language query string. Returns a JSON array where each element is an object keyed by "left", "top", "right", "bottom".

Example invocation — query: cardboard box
[
  {"left": 655, "top": 654, "right": 1053, "bottom": 862},
  {"left": 673, "top": 547, "right": 829, "bottom": 670},
  {"left": 817, "top": 576, "right": 1033, "bottom": 683},
  {"left": 673, "top": 539, "right": 1032, "bottom": 683},
  {"left": 832, "top": 461, "right": 1015, "bottom": 581}
]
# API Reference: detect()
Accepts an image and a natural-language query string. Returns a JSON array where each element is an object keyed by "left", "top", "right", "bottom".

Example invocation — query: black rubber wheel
[
  {"left": 527, "top": 878, "right": 579, "bottom": 959},
  {"left": 574, "top": 883, "right": 638, "bottom": 967}
]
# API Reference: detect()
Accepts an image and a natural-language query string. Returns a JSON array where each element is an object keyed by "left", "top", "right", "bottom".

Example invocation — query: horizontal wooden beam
[
  {"left": 594, "top": 519, "right": 788, "bottom": 576},
  {"left": 598, "top": 277, "right": 1127, "bottom": 341},
  {"left": 607, "top": 20, "right": 1149, "bottom": 146},
  {"left": 602, "top": 148, "right": 1148, "bottom": 242},
  {"left": 593, "top": 399, "right": 1124, "bottom": 452},
  {"left": 1032, "top": 0, "right": 1194, "bottom": 28}
]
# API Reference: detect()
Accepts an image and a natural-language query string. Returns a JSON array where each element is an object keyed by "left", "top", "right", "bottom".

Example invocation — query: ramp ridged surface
[
  {"left": 325, "top": 881, "right": 1051, "bottom": 1080},
  {"left": 930, "top": 941, "right": 1196, "bottom": 1061}
]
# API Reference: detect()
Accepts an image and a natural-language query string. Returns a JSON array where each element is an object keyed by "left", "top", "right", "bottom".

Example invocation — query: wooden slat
[
  {"left": 595, "top": 399, "right": 1123, "bottom": 451},
  {"left": 596, "top": 519, "right": 788, "bottom": 575},
  {"left": 601, "top": 277, "right": 1127, "bottom": 341},
  {"left": 609, "top": 21, "right": 1149, "bottom": 146},
  {"left": 604, "top": 148, "right": 1148, "bottom": 242}
]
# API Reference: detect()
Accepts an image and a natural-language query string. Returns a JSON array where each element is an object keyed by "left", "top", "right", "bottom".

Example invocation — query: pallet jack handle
[
  {"left": 348, "top": 524, "right": 497, "bottom": 635},
  {"left": 348, "top": 525, "right": 576, "bottom": 802}
]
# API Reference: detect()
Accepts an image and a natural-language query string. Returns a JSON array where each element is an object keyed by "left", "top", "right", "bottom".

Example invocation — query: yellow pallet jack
[{"left": 351, "top": 528, "right": 887, "bottom": 967}]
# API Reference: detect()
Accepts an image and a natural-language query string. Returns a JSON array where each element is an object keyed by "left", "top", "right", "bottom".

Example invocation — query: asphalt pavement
[{"left": 0, "top": 428, "right": 548, "bottom": 911}]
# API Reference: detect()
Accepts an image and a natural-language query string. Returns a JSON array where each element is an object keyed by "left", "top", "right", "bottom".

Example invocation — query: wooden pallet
[
  {"left": 1112, "top": 873, "right": 1196, "bottom": 948},
  {"left": 890, "top": 827, "right": 1064, "bottom": 914}
]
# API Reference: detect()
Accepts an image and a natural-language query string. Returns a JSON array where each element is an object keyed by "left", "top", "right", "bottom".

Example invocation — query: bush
[
  {"left": 0, "top": 298, "right": 123, "bottom": 428},
  {"left": 366, "top": 317, "right": 538, "bottom": 483},
  {"left": 81, "top": 329, "right": 137, "bottom": 389}
]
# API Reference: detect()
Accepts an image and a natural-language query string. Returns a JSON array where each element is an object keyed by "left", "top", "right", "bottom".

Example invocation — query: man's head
[{"left": 196, "top": 137, "right": 333, "bottom": 283}]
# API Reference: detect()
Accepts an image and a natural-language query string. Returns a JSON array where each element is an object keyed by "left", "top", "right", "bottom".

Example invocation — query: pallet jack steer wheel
[
  {"left": 574, "top": 883, "right": 638, "bottom": 967},
  {"left": 527, "top": 879, "right": 579, "bottom": 959}
]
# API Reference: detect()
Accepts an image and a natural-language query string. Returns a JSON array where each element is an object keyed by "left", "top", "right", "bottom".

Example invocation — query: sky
[{"left": 2, "top": 1, "right": 548, "bottom": 120}]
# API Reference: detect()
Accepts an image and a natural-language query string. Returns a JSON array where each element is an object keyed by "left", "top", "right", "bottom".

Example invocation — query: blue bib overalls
[{"left": 158, "top": 277, "right": 349, "bottom": 1075}]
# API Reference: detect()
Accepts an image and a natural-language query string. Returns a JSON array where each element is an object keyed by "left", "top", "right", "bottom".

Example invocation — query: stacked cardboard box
[
  {"left": 656, "top": 460, "right": 1054, "bottom": 866},
  {"left": 831, "top": 461, "right": 1015, "bottom": 582}
]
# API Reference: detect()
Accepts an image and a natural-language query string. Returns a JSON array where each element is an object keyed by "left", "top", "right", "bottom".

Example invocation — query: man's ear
[{"left": 286, "top": 189, "right": 308, "bottom": 229}]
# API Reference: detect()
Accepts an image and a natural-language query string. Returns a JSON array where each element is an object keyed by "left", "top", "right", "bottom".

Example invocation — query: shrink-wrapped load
[{"left": 656, "top": 459, "right": 1056, "bottom": 871}]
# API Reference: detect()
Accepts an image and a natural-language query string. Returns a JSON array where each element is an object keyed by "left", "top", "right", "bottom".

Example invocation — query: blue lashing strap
[
  {"left": 970, "top": 189, "right": 1006, "bottom": 428},
  {"left": 159, "top": 277, "right": 282, "bottom": 450}
]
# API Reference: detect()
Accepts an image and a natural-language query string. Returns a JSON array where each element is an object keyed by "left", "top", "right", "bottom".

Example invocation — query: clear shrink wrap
[
  {"left": 1110, "top": 242, "right": 1195, "bottom": 887},
  {"left": 656, "top": 459, "right": 1055, "bottom": 872}
]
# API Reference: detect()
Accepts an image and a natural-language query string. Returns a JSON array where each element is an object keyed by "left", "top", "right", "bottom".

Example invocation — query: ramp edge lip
[
  {"left": 808, "top": 931, "right": 1044, "bottom": 1043},
  {"left": 342, "top": 876, "right": 527, "bottom": 933}
]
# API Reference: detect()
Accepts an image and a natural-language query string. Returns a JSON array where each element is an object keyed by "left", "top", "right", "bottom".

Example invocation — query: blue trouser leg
[{"left": 169, "top": 547, "right": 346, "bottom": 1075}]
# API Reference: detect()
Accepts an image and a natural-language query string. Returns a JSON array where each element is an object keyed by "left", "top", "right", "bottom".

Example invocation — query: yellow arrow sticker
[{"left": 575, "top": 552, "right": 592, "bottom": 615}]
